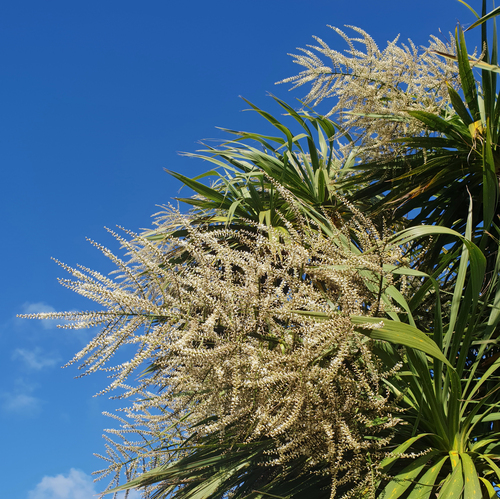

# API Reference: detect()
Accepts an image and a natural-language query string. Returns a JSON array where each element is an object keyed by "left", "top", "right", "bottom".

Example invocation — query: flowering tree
[{"left": 23, "top": 1, "right": 500, "bottom": 497}]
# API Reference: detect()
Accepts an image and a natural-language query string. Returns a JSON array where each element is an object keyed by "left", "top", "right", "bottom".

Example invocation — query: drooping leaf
[{"left": 351, "top": 316, "right": 453, "bottom": 368}]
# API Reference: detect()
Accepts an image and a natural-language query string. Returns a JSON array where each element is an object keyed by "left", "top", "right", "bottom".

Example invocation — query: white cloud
[
  {"left": 21, "top": 302, "right": 59, "bottom": 330},
  {"left": 27, "top": 469, "right": 94, "bottom": 499},
  {"left": 12, "top": 347, "right": 60, "bottom": 370},
  {"left": 2, "top": 392, "right": 41, "bottom": 414},
  {"left": 28, "top": 468, "right": 142, "bottom": 499},
  {"left": 1, "top": 378, "right": 42, "bottom": 416}
]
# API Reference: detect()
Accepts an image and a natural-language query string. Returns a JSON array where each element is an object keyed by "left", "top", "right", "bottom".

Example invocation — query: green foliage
[{"left": 168, "top": 96, "right": 350, "bottom": 237}]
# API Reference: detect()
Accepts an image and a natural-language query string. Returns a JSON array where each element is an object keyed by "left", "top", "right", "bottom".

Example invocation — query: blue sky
[{"left": 0, "top": 1, "right": 475, "bottom": 497}]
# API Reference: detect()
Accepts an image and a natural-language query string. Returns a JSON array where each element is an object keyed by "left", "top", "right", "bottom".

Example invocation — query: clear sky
[{"left": 0, "top": 1, "right": 476, "bottom": 497}]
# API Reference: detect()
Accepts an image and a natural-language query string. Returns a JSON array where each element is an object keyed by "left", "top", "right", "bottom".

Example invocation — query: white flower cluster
[
  {"left": 277, "top": 26, "right": 460, "bottom": 157},
  {"left": 21, "top": 204, "right": 404, "bottom": 497}
]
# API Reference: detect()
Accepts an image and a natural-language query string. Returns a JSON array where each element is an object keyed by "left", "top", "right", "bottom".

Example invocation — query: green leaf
[
  {"left": 471, "top": 436, "right": 500, "bottom": 453},
  {"left": 241, "top": 97, "right": 295, "bottom": 147},
  {"left": 433, "top": 50, "right": 500, "bottom": 74},
  {"left": 465, "top": 6, "right": 500, "bottom": 31},
  {"left": 384, "top": 285, "right": 416, "bottom": 327},
  {"left": 351, "top": 316, "right": 453, "bottom": 369},
  {"left": 448, "top": 85, "right": 474, "bottom": 125},
  {"left": 457, "top": 0, "right": 480, "bottom": 19},
  {"left": 464, "top": 357, "right": 500, "bottom": 407},
  {"left": 483, "top": 125, "right": 499, "bottom": 229},
  {"left": 483, "top": 455, "right": 500, "bottom": 482},
  {"left": 167, "top": 170, "right": 228, "bottom": 206},
  {"left": 461, "top": 453, "right": 482, "bottom": 499},
  {"left": 380, "top": 451, "right": 440, "bottom": 499},
  {"left": 391, "top": 225, "right": 486, "bottom": 301},
  {"left": 407, "top": 455, "right": 447, "bottom": 499},
  {"left": 479, "top": 477, "right": 497, "bottom": 498},
  {"left": 437, "top": 453, "right": 464, "bottom": 499},
  {"left": 406, "top": 110, "right": 458, "bottom": 135},
  {"left": 456, "top": 25, "right": 481, "bottom": 120}
]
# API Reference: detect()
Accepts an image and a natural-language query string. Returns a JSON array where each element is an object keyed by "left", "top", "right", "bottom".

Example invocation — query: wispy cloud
[
  {"left": 28, "top": 468, "right": 142, "bottom": 498},
  {"left": 1, "top": 392, "right": 41, "bottom": 415},
  {"left": 12, "top": 347, "right": 60, "bottom": 370},
  {"left": 0, "top": 378, "right": 42, "bottom": 416}
]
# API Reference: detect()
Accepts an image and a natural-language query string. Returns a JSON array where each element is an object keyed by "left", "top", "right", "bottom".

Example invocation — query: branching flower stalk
[
  {"left": 277, "top": 26, "right": 461, "bottom": 157},
  {"left": 21, "top": 199, "right": 404, "bottom": 498}
]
